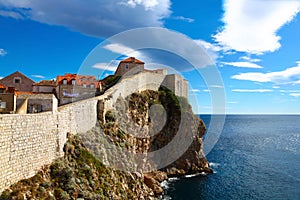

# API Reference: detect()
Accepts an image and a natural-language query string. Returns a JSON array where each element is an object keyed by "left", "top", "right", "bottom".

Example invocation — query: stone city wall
[
  {"left": 0, "top": 70, "right": 187, "bottom": 194},
  {"left": 0, "top": 97, "right": 98, "bottom": 194}
]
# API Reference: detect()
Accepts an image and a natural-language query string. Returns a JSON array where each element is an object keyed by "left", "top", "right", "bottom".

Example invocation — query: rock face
[{"left": 1, "top": 87, "right": 211, "bottom": 199}]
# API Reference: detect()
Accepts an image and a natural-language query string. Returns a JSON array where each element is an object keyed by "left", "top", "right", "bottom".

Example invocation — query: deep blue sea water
[{"left": 162, "top": 115, "right": 300, "bottom": 200}]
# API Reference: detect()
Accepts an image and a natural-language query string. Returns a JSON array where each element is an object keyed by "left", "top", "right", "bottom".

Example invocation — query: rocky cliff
[{"left": 0, "top": 87, "right": 211, "bottom": 199}]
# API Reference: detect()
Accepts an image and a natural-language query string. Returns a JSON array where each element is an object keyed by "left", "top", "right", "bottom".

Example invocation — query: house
[
  {"left": 33, "top": 80, "right": 57, "bottom": 93},
  {"left": 0, "top": 84, "right": 16, "bottom": 114},
  {"left": 56, "top": 73, "right": 101, "bottom": 105},
  {"left": 114, "top": 57, "right": 145, "bottom": 76},
  {"left": 114, "top": 57, "right": 188, "bottom": 99},
  {"left": 0, "top": 71, "right": 35, "bottom": 92},
  {"left": 16, "top": 92, "right": 58, "bottom": 114}
]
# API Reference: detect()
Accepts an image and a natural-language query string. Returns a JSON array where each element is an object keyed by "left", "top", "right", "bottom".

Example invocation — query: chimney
[{"left": 130, "top": 57, "right": 135, "bottom": 62}]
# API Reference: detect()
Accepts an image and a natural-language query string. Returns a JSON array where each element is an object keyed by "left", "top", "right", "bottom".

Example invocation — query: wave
[
  {"left": 160, "top": 180, "right": 169, "bottom": 189},
  {"left": 184, "top": 172, "right": 207, "bottom": 178},
  {"left": 168, "top": 177, "right": 180, "bottom": 181},
  {"left": 209, "top": 162, "right": 220, "bottom": 167}
]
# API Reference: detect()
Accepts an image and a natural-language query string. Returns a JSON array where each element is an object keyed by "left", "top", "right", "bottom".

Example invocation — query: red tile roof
[
  {"left": 33, "top": 80, "right": 56, "bottom": 87},
  {"left": 120, "top": 57, "right": 144, "bottom": 64},
  {"left": 57, "top": 73, "right": 100, "bottom": 88},
  {"left": 0, "top": 84, "right": 6, "bottom": 89},
  {"left": 14, "top": 91, "right": 36, "bottom": 96}
]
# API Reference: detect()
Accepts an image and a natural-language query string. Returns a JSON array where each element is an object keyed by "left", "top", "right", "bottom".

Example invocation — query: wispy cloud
[
  {"left": 0, "top": 48, "right": 7, "bottom": 56},
  {"left": 172, "top": 16, "right": 195, "bottom": 23},
  {"left": 209, "top": 85, "right": 224, "bottom": 88},
  {"left": 222, "top": 61, "right": 263, "bottom": 69},
  {"left": 280, "top": 90, "right": 300, "bottom": 93},
  {"left": 213, "top": 0, "right": 300, "bottom": 54},
  {"left": 289, "top": 93, "right": 300, "bottom": 97},
  {"left": 231, "top": 62, "right": 300, "bottom": 85},
  {"left": 103, "top": 43, "right": 143, "bottom": 58},
  {"left": 31, "top": 75, "right": 45, "bottom": 79},
  {"left": 190, "top": 89, "right": 200, "bottom": 93},
  {"left": 101, "top": 29, "right": 214, "bottom": 72},
  {"left": 92, "top": 61, "right": 119, "bottom": 72},
  {"left": 232, "top": 89, "right": 273, "bottom": 93},
  {"left": 239, "top": 56, "right": 261, "bottom": 63},
  {"left": 227, "top": 101, "right": 238, "bottom": 104}
]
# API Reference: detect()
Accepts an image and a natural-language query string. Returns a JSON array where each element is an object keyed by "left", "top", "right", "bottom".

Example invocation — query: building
[
  {"left": 0, "top": 84, "right": 16, "bottom": 114},
  {"left": 16, "top": 92, "right": 58, "bottom": 114},
  {"left": 114, "top": 57, "right": 145, "bottom": 76},
  {"left": 162, "top": 74, "right": 188, "bottom": 98},
  {"left": 114, "top": 57, "right": 188, "bottom": 99},
  {"left": 33, "top": 80, "right": 57, "bottom": 93},
  {"left": 0, "top": 71, "right": 35, "bottom": 92},
  {"left": 56, "top": 73, "right": 101, "bottom": 105}
]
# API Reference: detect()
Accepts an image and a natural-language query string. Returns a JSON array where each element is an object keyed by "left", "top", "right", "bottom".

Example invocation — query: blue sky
[{"left": 0, "top": 0, "right": 300, "bottom": 114}]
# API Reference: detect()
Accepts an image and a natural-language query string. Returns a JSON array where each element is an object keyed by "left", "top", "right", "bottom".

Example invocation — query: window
[
  {"left": 71, "top": 79, "right": 76, "bottom": 85},
  {"left": 90, "top": 84, "right": 95, "bottom": 88},
  {"left": 83, "top": 84, "right": 86, "bottom": 88},
  {"left": 63, "top": 79, "right": 68, "bottom": 85},
  {"left": 14, "top": 78, "right": 21, "bottom": 84},
  {"left": 0, "top": 102, "right": 6, "bottom": 109},
  {"left": 125, "top": 64, "right": 129, "bottom": 70}
]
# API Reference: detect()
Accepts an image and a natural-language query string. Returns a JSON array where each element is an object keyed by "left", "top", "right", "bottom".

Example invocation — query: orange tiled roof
[
  {"left": 0, "top": 84, "right": 6, "bottom": 89},
  {"left": 120, "top": 57, "right": 144, "bottom": 64},
  {"left": 33, "top": 80, "right": 56, "bottom": 87},
  {"left": 14, "top": 91, "right": 36, "bottom": 96},
  {"left": 57, "top": 73, "right": 100, "bottom": 88}
]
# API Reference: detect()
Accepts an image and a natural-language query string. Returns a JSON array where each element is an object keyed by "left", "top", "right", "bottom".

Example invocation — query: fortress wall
[
  {"left": 0, "top": 71, "right": 187, "bottom": 194},
  {"left": 97, "top": 72, "right": 166, "bottom": 122},
  {"left": 0, "top": 113, "right": 59, "bottom": 193},
  {"left": 0, "top": 97, "right": 98, "bottom": 194}
]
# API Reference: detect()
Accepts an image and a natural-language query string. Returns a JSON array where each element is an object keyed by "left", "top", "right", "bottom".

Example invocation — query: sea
[{"left": 161, "top": 115, "right": 300, "bottom": 200}]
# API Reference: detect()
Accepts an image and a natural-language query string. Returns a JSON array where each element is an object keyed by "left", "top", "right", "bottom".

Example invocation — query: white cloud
[
  {"left": 190, "top": 89, "right": 200, "bottom": 93},
  {"left": 222, "top": 61, "right": 263, "bottom": 69},
  {"left": 209, "top": 85, "right": 224, "bottom": 88},
  {"left": 239, "top": 56, "right": 261, "bottom": 63},
  {"left": 92, "top": 62, "right": 119, "bottom": 72},
  {"left": 0, "top": 48, "right": 7, "bottom": 56},
  {"left": 0, "top": 0, "right": 171, "bottom": 38},
  {"left": 289, "top": 93, "right": 300, "bottom": 97},
  {"left": 227, "top": 101, "right": 238, "bottom": 104},
  {"left": 172, "top": 16, "right": 195, "bottom": 23},
  {"left": 214, "top": 0, "right": 300, "bottom": 54},
  {"left": 0, "top": 76, "right": 3, "bottom": 79},
  {"left": 122, "top": 0, "right": 160, "bottom": 9},
  {"left": 280, "top": 90, "right": 300, "bottom": 93},
  {"left": 232, "top": 89, "right": 272, "bottom": 93},
  {"left": 31, "top": 75, "right": 45, "bottom": 79},
  {"left": 203, "top": 89, "right": 210, "bottom": 92},
  {"left": 103, "top": 43, "right": 143, "bottom": 59},
  {"left": 231, "top": 63, "right": 300, "bottom": 85}
]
